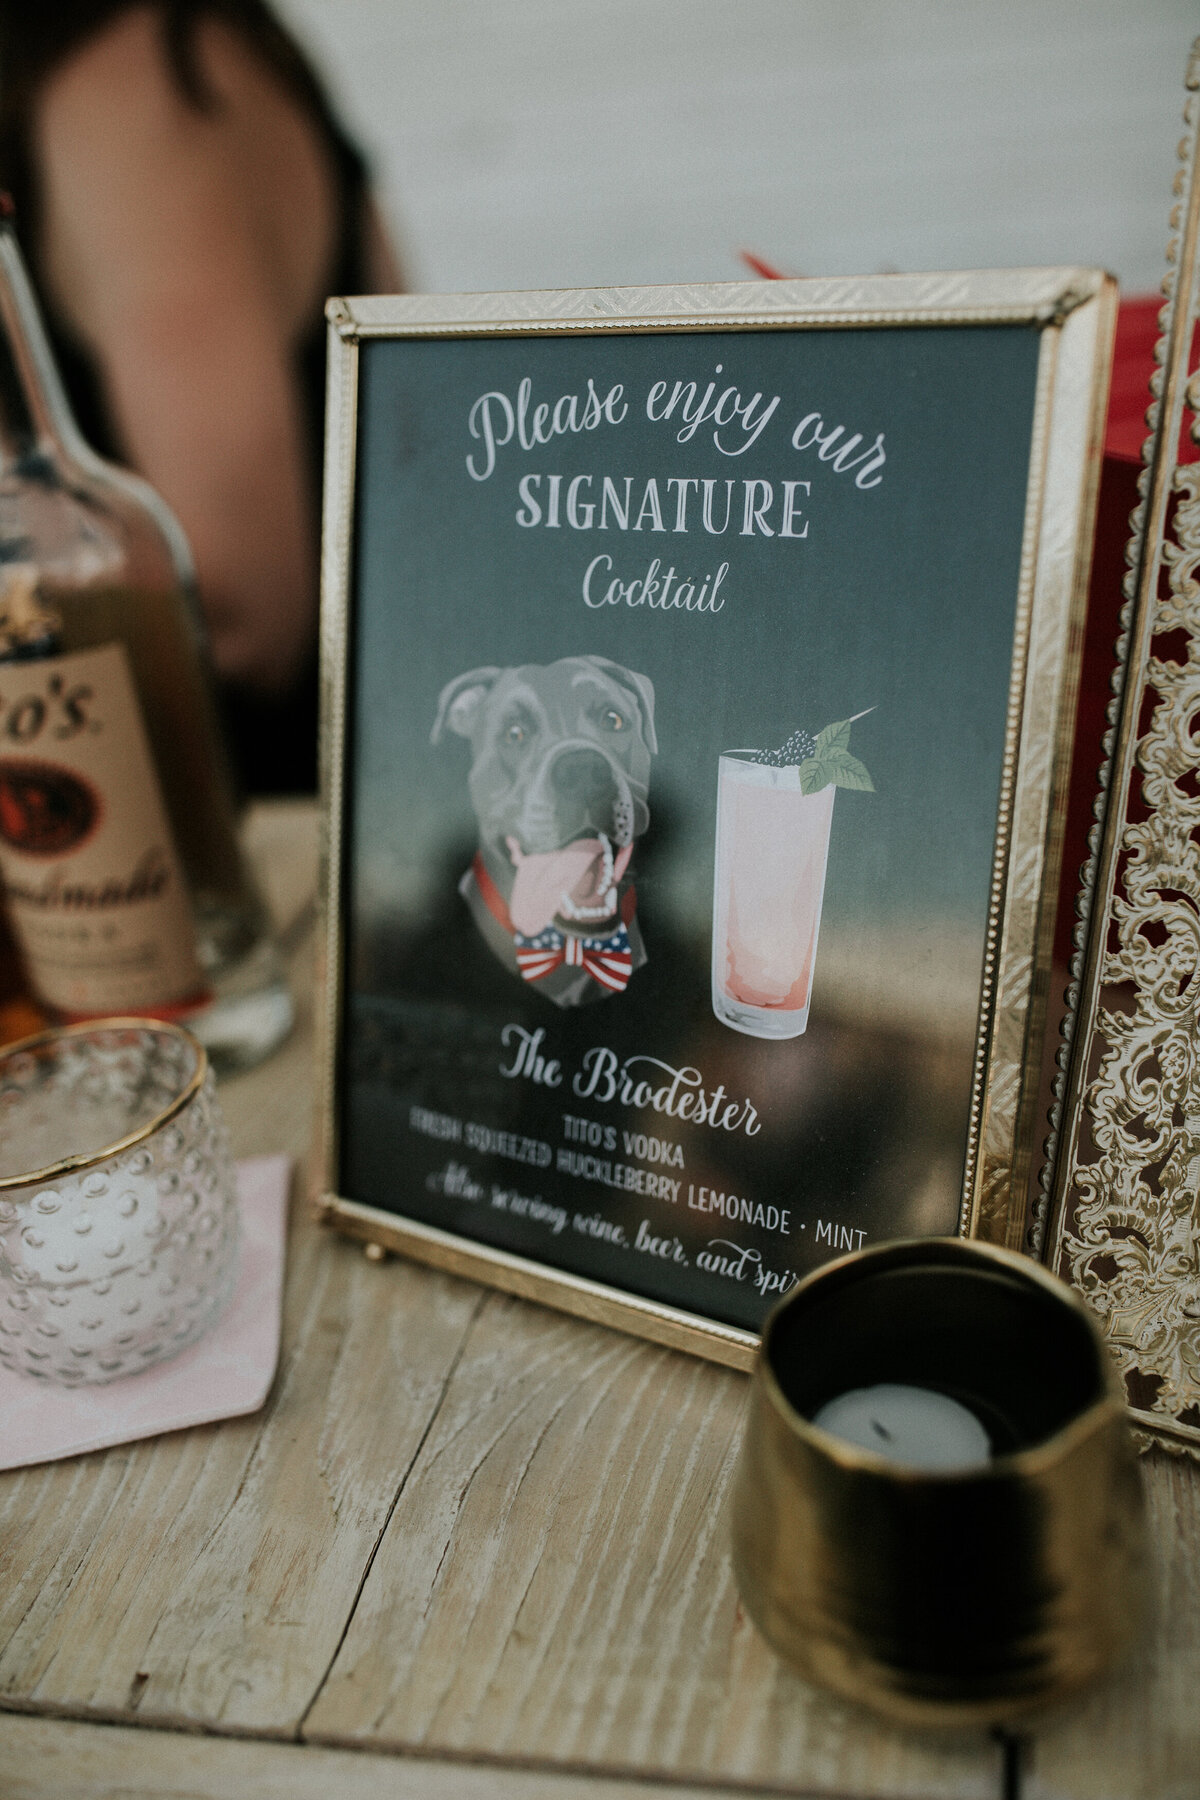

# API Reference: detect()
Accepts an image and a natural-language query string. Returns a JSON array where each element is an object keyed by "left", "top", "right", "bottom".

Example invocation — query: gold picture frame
[
  {"left": 314, "top": 271, "right": 1115, "bottom": 1370},
  {"left": 1043, "top": 43, "right": 1200, "bottom": 1458}
]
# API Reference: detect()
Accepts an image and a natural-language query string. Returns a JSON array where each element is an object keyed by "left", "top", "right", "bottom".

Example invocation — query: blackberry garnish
[{"left": 754, "top": 727, "right": 817, "bottom": 768}]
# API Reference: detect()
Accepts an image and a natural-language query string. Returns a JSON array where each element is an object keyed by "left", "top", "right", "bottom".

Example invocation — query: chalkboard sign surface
[{"left": 316, "top": 274, "right": 1115, "bottom": 1368}]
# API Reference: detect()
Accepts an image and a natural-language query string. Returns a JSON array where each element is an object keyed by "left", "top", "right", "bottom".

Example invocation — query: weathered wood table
[{"left": 1, "top": 803, "right": 1196, "bottom": 1800}]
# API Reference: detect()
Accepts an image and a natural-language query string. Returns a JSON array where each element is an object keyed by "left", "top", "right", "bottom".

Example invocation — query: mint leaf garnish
[
  {"left": 799, "top": 716, "right": 875, "bottom": 793},
  {"left": 799, "top": 759, "right": 834, "bottom": 795},
  {"left": 826, "top": 749, "right": 874, "bottom": 791},
  {"left": 749, "top": 710, "right": 875, "bottom": 789},
  {"left": 815, "top": 717, "right": 854, "bottom": 757}
]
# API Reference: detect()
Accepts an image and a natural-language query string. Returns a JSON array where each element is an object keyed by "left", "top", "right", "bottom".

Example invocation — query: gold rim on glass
[{"left": 0, "top": 1016, "right": 208, "bottom": 1192}]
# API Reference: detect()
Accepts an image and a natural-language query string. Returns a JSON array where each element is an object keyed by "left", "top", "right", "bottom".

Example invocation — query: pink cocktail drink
[{"left": 711, "top": 751, "right": 835, "bottom": 1038}]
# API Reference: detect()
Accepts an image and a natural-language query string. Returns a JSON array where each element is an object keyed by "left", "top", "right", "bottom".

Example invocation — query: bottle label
[{"left": 0, "top": 643, "right": 204, "bottom": 1013}]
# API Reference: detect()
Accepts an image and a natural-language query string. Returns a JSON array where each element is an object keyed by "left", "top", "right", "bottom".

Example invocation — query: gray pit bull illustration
[{"left": 432, "top": 656, "right": 656, "bottom": 1006}]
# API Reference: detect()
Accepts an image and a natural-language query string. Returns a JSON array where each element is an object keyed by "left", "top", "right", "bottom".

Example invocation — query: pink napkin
[{"left": 0, "top": 1154, "right": 290, "bottom": 1470}]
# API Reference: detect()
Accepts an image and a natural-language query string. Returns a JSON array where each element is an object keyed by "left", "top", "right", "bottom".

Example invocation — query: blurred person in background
[{"left": 0, "top": 1, "right": 402, "bottom": 792}]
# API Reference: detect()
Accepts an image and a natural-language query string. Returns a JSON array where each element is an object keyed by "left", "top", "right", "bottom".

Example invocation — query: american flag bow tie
[{"left": 513, "top": 924, "right": 634, "bottom": 993}]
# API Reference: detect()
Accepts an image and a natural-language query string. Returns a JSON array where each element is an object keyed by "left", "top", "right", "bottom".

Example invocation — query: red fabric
[
  {"left": 740, "top": 250, "right": 785, "bottom": 282},
  {"left": 1052, "top": 301, "right": 1162, "bottom": 973},
  {"left": 1106, "top": 296, "right": 1161, "bottom": 460},
  {"left": 1105, "top": 294, "right": 1199, "bottom": 465}
]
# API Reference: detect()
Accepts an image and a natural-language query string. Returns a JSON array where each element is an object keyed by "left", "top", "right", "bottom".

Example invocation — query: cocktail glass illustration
[{"left": 711, "top": 751, "right": 835, "bottom": 1039}]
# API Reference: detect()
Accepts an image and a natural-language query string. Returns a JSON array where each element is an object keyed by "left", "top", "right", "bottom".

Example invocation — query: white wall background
[{"left": 274, "top": 0, "right": 1196, "bottom": 296}]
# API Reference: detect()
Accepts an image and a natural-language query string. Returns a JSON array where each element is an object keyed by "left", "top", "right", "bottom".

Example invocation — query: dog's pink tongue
[{"left": 507, "top": 837, "right": 618, "bottom": 935}]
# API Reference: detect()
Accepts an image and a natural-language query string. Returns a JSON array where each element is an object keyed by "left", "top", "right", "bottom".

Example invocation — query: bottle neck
[
  {"left": 0, "top": 215, "right": 200, "bottom": 609},
  {"left": 0, "top": 222, "right": 89, "bottom": 474}
]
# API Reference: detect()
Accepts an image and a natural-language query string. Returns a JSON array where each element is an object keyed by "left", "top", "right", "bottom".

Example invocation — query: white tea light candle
[{"left": 812, "top": 1382, "right": 991, "bottom": 1470}]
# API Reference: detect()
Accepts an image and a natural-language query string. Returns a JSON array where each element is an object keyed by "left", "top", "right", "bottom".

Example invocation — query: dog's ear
[
  {"left": 431, "top": 667, "right": 502, "bottom": 744},
  {"left": 584, "top": 658, "right": 658, "bottom": 755}
]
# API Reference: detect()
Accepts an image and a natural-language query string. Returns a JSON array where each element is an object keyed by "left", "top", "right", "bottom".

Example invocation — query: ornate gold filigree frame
[
  {"left": 1044, "top": 44, "right": 1200, "bottom": 1457},
  {"left": 315, "top": 273, "right": 1114, "bottom": 1369}
]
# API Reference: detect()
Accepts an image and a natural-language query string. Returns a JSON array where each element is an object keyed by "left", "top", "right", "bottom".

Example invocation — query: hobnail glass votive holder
[{"left": 0, "top": 1019, "right": 239, "bottom": 1385}]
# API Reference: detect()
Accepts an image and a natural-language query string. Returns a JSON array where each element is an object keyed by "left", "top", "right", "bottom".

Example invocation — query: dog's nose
[{"left": 550, "top": 749, "right": 616, "bottom": 803}]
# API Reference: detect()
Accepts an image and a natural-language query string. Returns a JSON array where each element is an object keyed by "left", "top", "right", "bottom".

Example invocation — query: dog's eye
[
  {"left": 600, "top": 709, "right": 625, "bottom": 732},
  {"left": 504, "top": 722, "right": 526, "bottom": 745}
]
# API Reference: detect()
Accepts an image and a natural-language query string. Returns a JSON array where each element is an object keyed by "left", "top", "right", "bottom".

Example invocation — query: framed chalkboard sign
[{"left": 314, "top": 272, "right": 1115, "bottom": 1370}]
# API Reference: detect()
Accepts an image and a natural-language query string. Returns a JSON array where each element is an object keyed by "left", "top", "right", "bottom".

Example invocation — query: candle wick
[{"left": 870, "top": 1418, "right": 893, "bottom": 1442}]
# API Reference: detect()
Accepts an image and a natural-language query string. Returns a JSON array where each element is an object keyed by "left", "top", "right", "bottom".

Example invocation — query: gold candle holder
[{"left": 730, "top": 1237, "right": 1146, "bottom": 1728}]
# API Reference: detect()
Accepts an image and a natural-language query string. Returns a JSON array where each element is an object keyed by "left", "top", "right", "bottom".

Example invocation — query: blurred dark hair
[
  {"left": 0, "top": 1, "right": 344, "bottom": 254},
  {"left": 0, "top": 2, "right": 334, "bottom": 129}
]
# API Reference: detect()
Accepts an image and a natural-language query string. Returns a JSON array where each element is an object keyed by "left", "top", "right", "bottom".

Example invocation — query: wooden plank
[
  {"left": 1026, "top": 1450, "right": 1200, "bottom": 1800},
  {"left": 0, "top": 1215, "right": 481, "bottom": 1732},
  {"left": 0, "top": 1713, "right": 762, "bottom": 1800},
  {"left": 305, "top": 1291, "right": 998, "bottom": 1798}
]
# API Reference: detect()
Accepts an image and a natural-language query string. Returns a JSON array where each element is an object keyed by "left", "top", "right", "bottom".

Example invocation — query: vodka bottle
[
  {"left": 0, "top": 208, "right": 292, "bottom": 1068},
  {"left": 0, "top": 895, "right": 45, "bottom": 1047}
]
